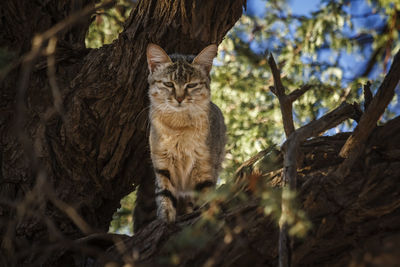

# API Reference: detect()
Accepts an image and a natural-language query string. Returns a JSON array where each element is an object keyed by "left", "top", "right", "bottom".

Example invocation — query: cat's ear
[
  {"left": 146, "top": 43, "right": 172, "bottom": 73},
  {"left": 192, "top": 44, "right": 218, "bottom": 73}
]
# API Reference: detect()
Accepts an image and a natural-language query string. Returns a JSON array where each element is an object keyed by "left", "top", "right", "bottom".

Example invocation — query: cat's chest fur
[{"left": 150, "top": 110, "right": 210, "bottom": 190}]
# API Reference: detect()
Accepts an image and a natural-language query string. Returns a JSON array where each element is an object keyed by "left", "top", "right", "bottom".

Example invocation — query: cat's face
[{"left": 146, "top": 44, "right": 217, "bottom": 112}]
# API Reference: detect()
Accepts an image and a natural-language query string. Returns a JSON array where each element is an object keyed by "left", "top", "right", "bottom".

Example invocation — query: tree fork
[{"left": 0, "top": 0, "right": 246, "bottom": 265}]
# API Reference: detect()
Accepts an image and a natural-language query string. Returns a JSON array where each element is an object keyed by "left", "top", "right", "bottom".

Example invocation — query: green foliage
[
  {"left": 108, "top": 189, "right": 136, "bottom": 234},
  {"left": 213, "top": 0, "right": 399, "bottom": 178},
  {"left": 212, "top": 39, "right": 282, "bottom": 180},
  {"left": 84, "top": 0, "right": 400, "bottom": 235},
  {"left": 85, "top": 0, "right": 133, "bottom": 48}
]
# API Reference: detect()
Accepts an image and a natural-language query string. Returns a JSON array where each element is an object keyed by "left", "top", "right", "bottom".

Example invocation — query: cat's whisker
[{"left": 133, "top": 105, "right": 151, "bottom": 125}]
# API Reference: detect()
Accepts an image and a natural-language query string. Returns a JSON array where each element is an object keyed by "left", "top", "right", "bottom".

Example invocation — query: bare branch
[
  {"left": 268, "top": 53, "right": 285, "bottom": 96},
  {"left": 287, "top": 85, "right": 312, "bottom": 103},
  {"left": 267, "top": 51, "right": 296, "bottom": 267},
  {"left": 352, "top": 102, "right": 363, "bottom": 123},
  {"left": 279, "top": 222, "right": 291, "bottom": 267},
  {"left": 363, "top": 81, "right": 373, "bottom": 111},
  {"left": 282, "top": 102, "right": 358, "bottom": 187},
  {"left": 267, "top": 53, "right": 354, "bottom": 267},
  {"left": 268, "top": 53, "right": 295, "bottom": 137},
  {"left": 267, "top": 54, "right": 313, "bottom": 138},
  {"left": 337, "top": 50, "right": 400, "bottom": 179},
  {"left": 0, "top": 0, "right": 116, "bottom": 82},
  {"left": 37, "top": 0, "right": 116, "bottom": 46},
  {"left": 286, "top": 103, "right": 358, "bottom": 147},
  {"left": 46, "top": 37, "right": 64, "bottom": 117}
]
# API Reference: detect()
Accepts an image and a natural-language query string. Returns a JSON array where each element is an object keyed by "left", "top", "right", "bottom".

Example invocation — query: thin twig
[
  {"left": 45, "top": 185, "right": 93, "bottom": 235},
  {"left": 287, "top": 85, "right": 312, "bottom": 103},
  {"left": 33, "top": 0, "right": 115, "bottom": 48},
  {"left": 46, "top": 37, "right": 65, "bottom": 116},
  {"left": 0, "top": 0, "right": 116, "bottom": 82}
]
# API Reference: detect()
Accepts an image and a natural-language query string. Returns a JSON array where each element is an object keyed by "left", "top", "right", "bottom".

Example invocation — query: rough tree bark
[
  {"left": 0, "top": 0, "right": 245, "bottom": 266},
  {"left": 1, "top": 1, "right": 400, "bottom": 267}
]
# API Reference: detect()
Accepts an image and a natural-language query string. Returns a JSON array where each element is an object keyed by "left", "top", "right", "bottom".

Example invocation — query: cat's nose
[{"left": 176, "top": 96, "right": 184, "bottom": 103}]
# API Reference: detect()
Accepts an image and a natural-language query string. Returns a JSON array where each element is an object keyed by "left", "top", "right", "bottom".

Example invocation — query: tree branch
[
  {"left": 268, "top": 55, "right": 312, "bottom": 138},
  {"left": 337, "top": 49, "right": 400, "bottom": 179},
  {"left": 281, "top": 102, "right": 359, "bottom": 202},
  {"left": 0, "top": 1, "right": 247, "bottom": 265},
  {"left": 278, "top": 102, "right": 357, "bottom": 267},
  {"left": 268, "top": 53, "right": 295, "bottom": 137},
  {"left": 287, "top": 85, "right": 312, "bottom": 103},
  {"left": 363, "top": 81, "right": 373, "bottom": 111},
  {"left": 268, "top": 53, "right": 316, "bottom": 267}
]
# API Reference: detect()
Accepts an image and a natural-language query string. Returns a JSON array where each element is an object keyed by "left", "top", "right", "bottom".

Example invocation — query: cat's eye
[
  {"left": 163, "top": 82, "right": 174, "bottom": 88},
  {"left": 190, "top": 88, "right": 201, "bottom": 94},
  {"left": 186, "top": 83, "right": 198, "bottom": 88}
]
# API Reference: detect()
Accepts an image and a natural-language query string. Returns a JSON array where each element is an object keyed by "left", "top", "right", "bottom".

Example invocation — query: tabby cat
[{"left": 146, "top": 43, "right": 226, "bottom": 222}]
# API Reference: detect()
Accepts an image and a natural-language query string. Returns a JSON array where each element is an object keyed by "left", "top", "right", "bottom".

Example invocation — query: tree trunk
[
  {"left": 2, "top": 1, "right": 400, "bottom": 266},
  {"left": 98, "top": 116, "right": 400, "bottom": 267},
  {"left": 0, "top": 0, "right": 245, "bottom": 265}
]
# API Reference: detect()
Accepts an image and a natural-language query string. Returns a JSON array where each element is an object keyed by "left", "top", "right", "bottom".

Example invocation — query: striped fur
[{"left": 146, "top": 44, "right": 226, "bottom": 222}]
